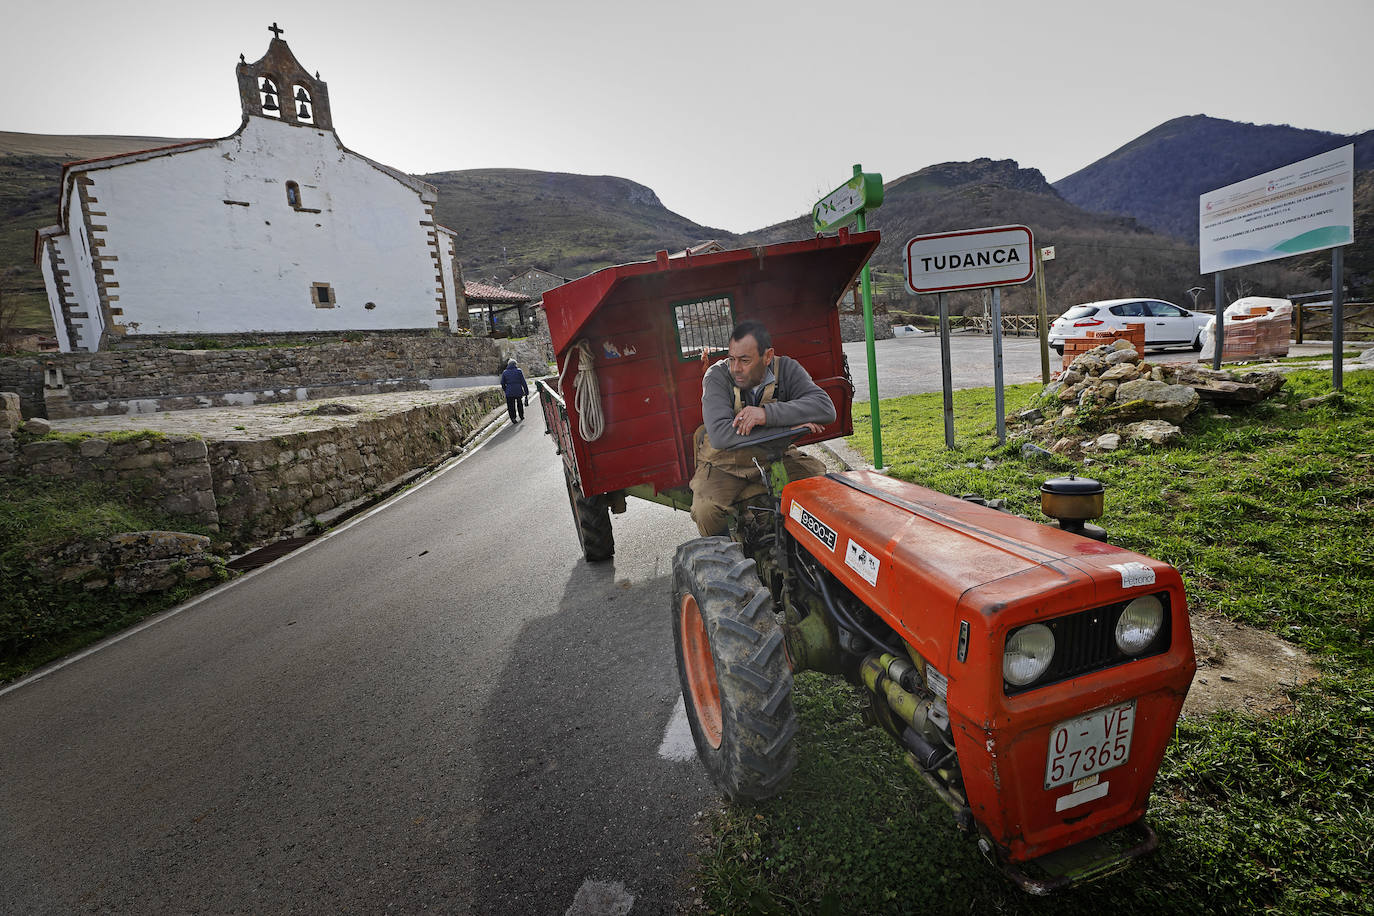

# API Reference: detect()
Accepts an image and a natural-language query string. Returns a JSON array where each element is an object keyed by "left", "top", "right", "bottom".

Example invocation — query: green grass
[
  {"left": 0, "top": 473, "right": 226, "bottom": 683},
  {"left": 692, "top": 368, "right": 1374, "bottom": 915}
]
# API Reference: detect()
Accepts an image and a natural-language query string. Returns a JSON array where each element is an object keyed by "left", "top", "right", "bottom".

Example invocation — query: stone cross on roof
[{"left": 268, "top": 22, "right": 284, "bottom": 38}]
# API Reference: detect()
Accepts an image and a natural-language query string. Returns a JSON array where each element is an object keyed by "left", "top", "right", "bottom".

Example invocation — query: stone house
[
  {"left": 505, "top": 267, "right": 568, "bottom": 299},
  {"left": 33, "top": 26, "right": 465, "bottom": 352}
]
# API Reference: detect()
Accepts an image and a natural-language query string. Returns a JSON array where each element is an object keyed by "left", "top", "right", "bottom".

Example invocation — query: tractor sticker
[
  {"left": 845, "top": 538, "right": 880, "bottom": 586},
  {"left": 789, "top": 501, "right": 837, "bottom": 551},
  {"left": 1110, "top": 562, "right": 1156, "bottom": 589}
]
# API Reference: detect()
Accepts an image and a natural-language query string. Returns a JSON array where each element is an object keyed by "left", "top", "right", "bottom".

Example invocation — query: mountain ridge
[{"left": 3, "top": 115, "right": 1368, "bottom": 337}]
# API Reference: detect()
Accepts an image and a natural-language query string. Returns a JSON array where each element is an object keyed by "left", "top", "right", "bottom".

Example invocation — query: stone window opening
[
  {"left": 293, "top": 85, "right": 314, "bottom": 124},
  {"left": 286, "top": 181, "right": 302, "bottom": 209},
  {"left": 312, "top": 282, "right": 335, "bottom": 308},
  {"left": 259, "top": 76, "right": 282, "bottom": 118}
]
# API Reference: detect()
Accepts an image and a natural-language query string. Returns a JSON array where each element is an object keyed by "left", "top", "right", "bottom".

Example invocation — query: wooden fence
[
  {"left": 1294, "top": 303, "right": 1374, "bottom": 343},
  {"left": 959, "top": 315, "right": 1042, "bottom": 336}
]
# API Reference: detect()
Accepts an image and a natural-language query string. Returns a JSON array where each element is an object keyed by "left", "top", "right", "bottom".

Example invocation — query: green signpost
[{"left": 814, "top": 164, "right": 884, "bottom": 466}]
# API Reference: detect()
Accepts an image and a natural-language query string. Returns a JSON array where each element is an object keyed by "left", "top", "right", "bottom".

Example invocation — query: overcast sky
[{"left": 3, "top": 0, "right": 1369, "bottom": 233}]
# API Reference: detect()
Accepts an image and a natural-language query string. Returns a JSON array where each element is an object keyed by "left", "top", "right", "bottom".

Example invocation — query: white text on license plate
[{"left": 1045, "top": 701, "right": 1135, "bottom": 789}]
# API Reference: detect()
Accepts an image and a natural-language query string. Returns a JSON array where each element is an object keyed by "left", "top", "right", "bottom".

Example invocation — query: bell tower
[{"left": 236, "top": 23, "right": 333, "bottom": 130}]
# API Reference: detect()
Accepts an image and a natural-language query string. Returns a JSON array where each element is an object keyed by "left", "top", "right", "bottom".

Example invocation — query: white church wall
[{"left": 86, "top": 117, "right": 444, "bottom": 340}]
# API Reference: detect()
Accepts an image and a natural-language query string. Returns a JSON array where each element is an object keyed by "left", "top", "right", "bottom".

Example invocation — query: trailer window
[{"left": 673, "top": 295, "right": 735, "bottom": 360}]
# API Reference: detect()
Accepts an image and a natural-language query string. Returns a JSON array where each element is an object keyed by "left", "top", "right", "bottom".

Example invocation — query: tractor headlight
[
  {"left": 1115, "top": 595, "right": 1165, "bottom": 655},
  {"left": 1003, "top": 623, "right": 1055, "bottom": 686}
]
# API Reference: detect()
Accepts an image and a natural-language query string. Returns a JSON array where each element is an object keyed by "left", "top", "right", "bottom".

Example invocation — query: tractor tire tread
[{"left": 672, "top": 537, "right": 799, "bottom": 802}]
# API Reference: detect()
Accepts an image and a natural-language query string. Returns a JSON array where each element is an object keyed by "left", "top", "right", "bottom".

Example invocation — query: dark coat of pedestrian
[{"left": 500, "top": 359, "right": 530, "bottom": 423}]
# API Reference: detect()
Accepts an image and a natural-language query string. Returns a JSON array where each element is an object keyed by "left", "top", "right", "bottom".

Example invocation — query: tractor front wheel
[
  {"left": 671, "top": 537, "right": 797, "bottom": 801},
  {"left": 565, "top": 470, "right": 613, "bottom": 562}
]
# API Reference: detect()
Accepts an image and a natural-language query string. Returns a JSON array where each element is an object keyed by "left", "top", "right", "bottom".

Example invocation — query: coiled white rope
[{"left": 557, "top": 339, "right": 605, "bottom": 442}]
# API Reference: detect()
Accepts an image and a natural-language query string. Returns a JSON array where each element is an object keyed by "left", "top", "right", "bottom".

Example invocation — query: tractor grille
[{"left": 1004, "top": 593, "right": 1173, "bottom": 695}]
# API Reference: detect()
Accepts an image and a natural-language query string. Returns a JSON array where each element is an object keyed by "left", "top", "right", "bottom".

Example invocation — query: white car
[
  {"left": 892, "top": 324, "right": 924, "bottom": 337},
  {"left": 1048, "top": 298, "right": 1209, "bottom": 354}
]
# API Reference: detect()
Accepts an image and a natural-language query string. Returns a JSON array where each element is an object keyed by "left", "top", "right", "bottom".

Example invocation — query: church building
[{"left": 35, "top": 26, "right": 464, "bottom": 352}]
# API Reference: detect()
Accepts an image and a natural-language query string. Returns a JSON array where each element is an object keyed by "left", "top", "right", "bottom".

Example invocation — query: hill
[
  {"left": 2, "top": 120, "right": 1358, "bottom": 339},
  {"left": 420, "top": 168, "right": 736, "bottom": 282},
  {"left": 1053, "top": 115, "right": 1373, "bottom": 242},
  {"left": 742, "top": 158, "right": 1312, "bottom": 318}
]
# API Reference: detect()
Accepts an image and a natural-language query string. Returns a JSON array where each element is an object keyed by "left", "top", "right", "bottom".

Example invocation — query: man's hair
[{"left": 730, "top": 320, "right": 771, "bottom": 354}]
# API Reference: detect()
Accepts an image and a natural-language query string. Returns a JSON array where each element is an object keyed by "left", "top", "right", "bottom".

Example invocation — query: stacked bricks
[
  {"left": 1062, "top": 323, "right": 1145, "bottom": 370},
  {"left": 1217, "top": 305, "right": 1290, "bottom": 361}
]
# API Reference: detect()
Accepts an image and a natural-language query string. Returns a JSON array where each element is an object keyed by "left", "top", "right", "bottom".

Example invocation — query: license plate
[{"left": 1045, "top": 701, "right": 1135, "bottom": 789}]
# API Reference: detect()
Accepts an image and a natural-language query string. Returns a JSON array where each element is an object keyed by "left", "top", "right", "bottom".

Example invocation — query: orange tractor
[{"left": 537, "top": 231, "right": 1195, "bottom": 893}]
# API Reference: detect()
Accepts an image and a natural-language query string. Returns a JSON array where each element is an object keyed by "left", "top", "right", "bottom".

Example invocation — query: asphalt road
[
  {"left": 0, "top": 417, "right": 711, "bottom": 915},
  {"left": 845, "top": 331, "right": 1052, "bottom": 402}
]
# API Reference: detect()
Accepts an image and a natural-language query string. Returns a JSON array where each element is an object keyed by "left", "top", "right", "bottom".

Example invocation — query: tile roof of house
[{"left": 462, "top": 282, "right": 534, "bottom": 303}]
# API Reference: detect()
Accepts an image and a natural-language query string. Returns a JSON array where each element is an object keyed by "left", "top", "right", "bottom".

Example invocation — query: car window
[
  {"left": 1063, "top": 305, "right": 1099, "bottom": 319},
  {"left": 1147, "top": 301, "right": 1186, "bottom": 317},
  {"left": 1109, "top": 302, "right": 1146, "bottom": 317}
]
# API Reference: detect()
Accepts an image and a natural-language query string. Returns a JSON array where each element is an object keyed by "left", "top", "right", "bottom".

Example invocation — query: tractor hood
[
  {"left": 781, "top": 470, "right": 1183, "bottom": 667},
  {"left": 541, "top": 230, "right": 881, "bottom": 360}
]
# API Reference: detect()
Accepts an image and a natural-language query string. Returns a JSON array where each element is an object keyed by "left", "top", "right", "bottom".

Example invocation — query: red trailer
[{"left": 538, "top": 229, "right": 877, "bottom": 557}]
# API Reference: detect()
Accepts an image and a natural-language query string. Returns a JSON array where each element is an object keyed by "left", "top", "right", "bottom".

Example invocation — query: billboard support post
[
  {"left": 1333, "top": 248, "right": 1344, "bottom": 391},
  {"left": 1212, "top": 270, "right": 1225, "bottom": 372}
]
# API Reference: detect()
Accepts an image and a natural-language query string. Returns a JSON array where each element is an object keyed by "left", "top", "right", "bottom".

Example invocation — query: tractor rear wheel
[
  {"left": 565, "top": 470, "right": 613, "bottom": 562},
  {"left": 671, "top": 537, "right": 797, "bottom": 801}
]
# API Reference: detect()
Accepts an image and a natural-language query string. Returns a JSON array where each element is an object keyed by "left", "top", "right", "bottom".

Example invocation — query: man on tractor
[{"left": 690, "top": 320, "right": 836, "bottom": 537}]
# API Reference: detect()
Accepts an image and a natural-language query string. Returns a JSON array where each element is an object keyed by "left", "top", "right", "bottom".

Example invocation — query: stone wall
[
  {"left": 209, "top": 387, "right": 504, "bottom": 544},
  {"left": 840, "top": 313, "right": 894, "bottom": 342},
  {"left": 2, "top": 386, "right": 505, "bottom": 549},
  {"left": 0, "top": 334, "right": 505, "bottom": 419},
  {"left": 0, "top": 428, "right": 220, "bottom": 530}
]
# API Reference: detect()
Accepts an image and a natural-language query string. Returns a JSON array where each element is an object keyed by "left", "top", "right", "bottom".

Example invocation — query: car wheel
[
  {"left": 1051, "top": 344, "right": 1064, "bottom": 356},
  {"left": 672, "top": 537, "right": 797, "bottom": 801},
  {"left": 1192, "top": 332, "right": 1203, "bottom": 352}
]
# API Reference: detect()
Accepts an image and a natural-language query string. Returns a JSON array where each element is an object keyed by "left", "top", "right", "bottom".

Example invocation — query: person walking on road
[{"left": 500, "top": 358, "right": 530, "bottom": 424}]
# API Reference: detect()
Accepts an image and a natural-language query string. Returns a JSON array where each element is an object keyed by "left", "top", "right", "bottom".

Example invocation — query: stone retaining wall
[
  {"left": 0, "top": 430, "right": 220, "bottom": 530},
  {"left": 0, "top": 335, "right": 506, "bottom": 419},
  {"left": 210, "top": 388, "right": 504, "bottom": 544},
  {"left": 2, "top": 387, "right": 505, "bottom": 549}
]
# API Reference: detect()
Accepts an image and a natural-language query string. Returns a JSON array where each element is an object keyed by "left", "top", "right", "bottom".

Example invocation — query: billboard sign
[
  {"left": 904, "top": 225, "right": 1034, "bottom": 294},
  {"left": 1199, "top": 144, "right": 1354, "bottom": 273}
]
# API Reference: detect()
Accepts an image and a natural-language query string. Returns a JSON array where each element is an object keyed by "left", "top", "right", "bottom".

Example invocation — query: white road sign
[
  {"left": 1040, "top": 246, "right": 1056, "bottom": 261},
  {"left": 1199, "top": 144, "right": 1354, "bottom": 273},
  {"left": 904, "top": 225, "right": 1035, "bottom": 294}
]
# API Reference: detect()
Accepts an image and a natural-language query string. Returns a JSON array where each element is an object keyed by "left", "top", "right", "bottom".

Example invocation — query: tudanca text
[{"left": 918, "top": 247, "right": 1022, "bottom": 272}]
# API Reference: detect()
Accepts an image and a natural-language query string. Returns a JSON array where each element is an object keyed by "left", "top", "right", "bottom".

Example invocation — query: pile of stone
[{"left": 1013, "top": 340, "right": 1286, "bottom": 457}]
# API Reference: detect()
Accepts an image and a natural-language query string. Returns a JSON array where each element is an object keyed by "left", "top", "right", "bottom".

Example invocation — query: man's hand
[
  {"left": 799, "top": 422, "right": 824, "bottom": 435},
  {"left": 732, "top": 405, "right": 767, "bottom": 435}
]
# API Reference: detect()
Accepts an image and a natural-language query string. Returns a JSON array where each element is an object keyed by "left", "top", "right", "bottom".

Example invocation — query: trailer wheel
[
  {"left": 565, "top": 472, "right": 614, "bottom": 562},
  {"left": 672, "top": 537, "right": 797, "bottom": 801}
]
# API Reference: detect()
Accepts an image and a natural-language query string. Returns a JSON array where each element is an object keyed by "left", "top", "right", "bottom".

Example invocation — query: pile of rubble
[{"left": 1013, "top": 340, "right": 1286, "bottom": 457}]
